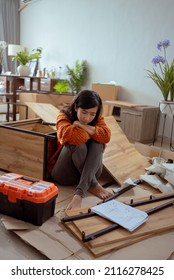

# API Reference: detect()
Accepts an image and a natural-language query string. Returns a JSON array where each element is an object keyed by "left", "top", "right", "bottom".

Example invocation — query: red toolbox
[{"left": 0, "top": 173, "right": 59, "bottom": 226}]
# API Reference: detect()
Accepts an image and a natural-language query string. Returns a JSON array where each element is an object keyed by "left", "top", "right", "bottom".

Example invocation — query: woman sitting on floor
[{"left": 49, "top": 89, "right": 112, "bottom": 210}]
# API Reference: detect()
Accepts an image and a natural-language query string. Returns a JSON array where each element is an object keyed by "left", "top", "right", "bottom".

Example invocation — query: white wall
[{"left": 20, "top": 0, "right": 174, "bottom": 137}]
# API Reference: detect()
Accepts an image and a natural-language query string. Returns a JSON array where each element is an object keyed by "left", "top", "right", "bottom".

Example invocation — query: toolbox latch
[{"left": 7, "top": 186, "right": 23, "bottom": 203}]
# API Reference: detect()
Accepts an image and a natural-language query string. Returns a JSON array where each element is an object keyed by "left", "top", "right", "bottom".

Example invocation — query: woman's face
[{"left": 76, "top": 107, "right": 98, "bottom": 124}]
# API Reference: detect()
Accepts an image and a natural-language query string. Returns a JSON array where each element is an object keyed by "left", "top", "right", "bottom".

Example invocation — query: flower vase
[
  {"left": 159, "top": 101, "right": 174, "bottom": 116},
  {"left": 17, "top": 64, "right": 30, "bottom": 76}
]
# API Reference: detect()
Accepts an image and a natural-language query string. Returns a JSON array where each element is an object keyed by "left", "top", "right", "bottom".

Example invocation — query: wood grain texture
[
  {"left": 25, "top": 102, "right": 60, "bottom": 124},
  {"left": 65, "top": 193, "right": 174, "bottom": 257},
  {"left": 0, "top": 119, "right": 57, "bottom": 179},
  {"left": 103, "top": 116, "right": 149, "bottom": 184},
  {"left": 19, "top": 92, "right": 72, "bottom": 119}
]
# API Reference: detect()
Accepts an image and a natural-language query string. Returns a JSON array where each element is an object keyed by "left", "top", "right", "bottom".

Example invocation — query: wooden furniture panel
[
  {"left": 103, "top": 116, "right": 149, "bottom": 184},
  {"left": 25, "top": 102, "right": 60, "bottom": 126},
  {"left": 0, "top": 119, "right": 57, "bottom": 179},
  {"left": 19, "top": 92, "right": 73, "bottom": 119},
  {"left": 102, "top": 100, "right": 143, "bottom": 118},
  {"left": 65, "top": 193, "right": 174, "bottom": 257}
]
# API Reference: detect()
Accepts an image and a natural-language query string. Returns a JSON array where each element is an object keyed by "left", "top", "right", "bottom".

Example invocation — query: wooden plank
[
  {"left": 67, "top": 199, "right": 174, "bottom": 247},
  {"left": 0, "top": 127, "right": 45, "bottom": 178},
  {"left": 64, "top": 193, "right": 174, "bottom": 257},
  {"left": 103, "top": 116, "right": 149, "bottom": 184},
  {"left": 102, "top": 100, "right": 144, "bottom": 107},
  {"left": 64, "top": 221, "right": 158, "bottom": 257},
  {"left": 19, "top": 92, "right": 73, "bottom": 119},
  {"left": 25, "top": 102, "right": 60, "bottom": 125}
]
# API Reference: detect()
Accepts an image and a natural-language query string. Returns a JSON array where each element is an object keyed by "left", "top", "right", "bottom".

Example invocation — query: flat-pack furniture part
[
  {"left": 0, "top": 118, "right": 57, "bottom": 180},
  {"left": 63, "top": 192, "right": 174, "bottom": 242},
  {"left": 19, "top": 91, "right": 73, "bottom": 119},
  {"left": 0, "top": 103, "right": 60, "bottom": 180},
  {"left": 0, "top": 173, "right": 59, "bottom": 226}
]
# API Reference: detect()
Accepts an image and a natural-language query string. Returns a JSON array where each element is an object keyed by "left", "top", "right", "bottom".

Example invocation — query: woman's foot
[
  {"left": 66, "top": 194, "right": 82, "bottom": 210},
  {"left": 88, "top": 183, "right": 112, "bottom": 199}
]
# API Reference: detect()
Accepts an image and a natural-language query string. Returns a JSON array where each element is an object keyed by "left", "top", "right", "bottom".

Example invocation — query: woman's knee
[
  {"left": 88, "top": 140, "right": 105, "bottom": 153},
  {"left": 67, "top": 143, "right": 85, "bottom": 150},
  {"left": 69, "top": 143, "right": 87, "bottom": 157}
]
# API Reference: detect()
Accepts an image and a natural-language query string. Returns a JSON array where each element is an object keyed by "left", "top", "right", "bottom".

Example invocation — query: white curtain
[{"left": 0, "top": 0, "right": 20, "bottom": 73}]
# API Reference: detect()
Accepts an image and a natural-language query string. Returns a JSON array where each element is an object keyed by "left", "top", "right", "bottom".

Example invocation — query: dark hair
[{"left": 62, "top": 89, "right": 103, "bottom": 124}]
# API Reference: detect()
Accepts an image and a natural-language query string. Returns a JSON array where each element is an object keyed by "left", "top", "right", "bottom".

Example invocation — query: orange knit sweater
[
  {"left": 56, "top": 112, "right": 111, "bottom": 145},
  {"left": 48, "top": 112, "right": 111, "bottom": 173}
]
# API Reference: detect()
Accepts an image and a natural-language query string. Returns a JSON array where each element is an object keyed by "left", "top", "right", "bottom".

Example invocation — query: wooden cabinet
[
  {"left": 102, "top": 100, "right": 159, "bottom": 143},
  {"left": 0, "top": 75, "right": 60, "bottom": 121},
  {"left": 0, "top": 118, "right": 57, "bottom": 179},
  {"left": 120, "top": 106, "right": 159, "bottom": 143},
  {"left": 24, "top": 77, "right": 59, "bottom": 92}
]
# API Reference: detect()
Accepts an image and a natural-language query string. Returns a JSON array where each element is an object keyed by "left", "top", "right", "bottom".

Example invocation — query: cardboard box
[
  {"left": 135, "top": 142, "right": 174, "bottom": 161},
  {"left": 91, "top": 83, "right": 119, "bottom": 100},
  {"left": 0, "top": 173, "right": 58, "bottom": 225},
  {"left": 92, "top": 84, "right": 119, "bottom": 116}
]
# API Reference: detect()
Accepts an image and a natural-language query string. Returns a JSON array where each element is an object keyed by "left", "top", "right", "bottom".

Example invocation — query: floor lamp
[{"left": 8, "top": 44, "right": 25, "bottom": 74}]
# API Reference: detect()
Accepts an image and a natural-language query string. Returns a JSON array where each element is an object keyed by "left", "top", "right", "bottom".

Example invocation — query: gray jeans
[{"left": 51, "top": 139, "right": 104, "bottom": 197}]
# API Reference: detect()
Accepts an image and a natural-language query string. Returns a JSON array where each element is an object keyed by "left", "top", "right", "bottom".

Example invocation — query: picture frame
[{"left": 29, "top": 59, "right": 37, "bottom": 76}]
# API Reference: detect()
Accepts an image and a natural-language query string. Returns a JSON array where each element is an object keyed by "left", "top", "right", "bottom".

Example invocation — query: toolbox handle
[{"left": 20, "top": 176, "right": 39, "bottom": 183}]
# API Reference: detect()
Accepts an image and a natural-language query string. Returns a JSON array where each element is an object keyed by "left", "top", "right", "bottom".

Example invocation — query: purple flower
[
  {"left": 147, "top": 39, "right": 174, "bottom": 101},
  {"left": 152, "top": 55, "right": 166, "bottom": 66},
  {"left": 157, "top": 40, "right": 170, "bottom": 50}
]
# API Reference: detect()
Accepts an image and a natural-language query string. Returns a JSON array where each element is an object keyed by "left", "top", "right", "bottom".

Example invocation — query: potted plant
[
  {"left": 146, "top": 40, "right": 174, "bottom": 115},
  {"left": 12, "top": 47, "right": 42, "bottom": 76},
  {"left": 66, "top": 60, "right": 87, "bottom": 94}
]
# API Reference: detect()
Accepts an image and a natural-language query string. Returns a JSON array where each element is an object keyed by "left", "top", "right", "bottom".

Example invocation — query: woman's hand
[
  {"left": 73, "top": 120, "right": 81, "bottom": 127},
  {"left": 73, "top": 120, "right": 95, "bottom": 135}
]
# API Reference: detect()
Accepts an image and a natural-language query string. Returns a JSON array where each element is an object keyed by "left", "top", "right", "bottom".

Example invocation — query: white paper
[
  {"left": 140, "top": 174, "right": 173, "bottom": 192},
  {"left": 112, "top": 178, "right": 137, "bottom": 193},
  {"left": 162, "top": 163, "right": 174, "bottom": 173},
  {"left": 122, "top": 178, "right": 138, "bottom": 187},
  {"left": 91, "top": 199, "right": 148, "bottom": 232}
]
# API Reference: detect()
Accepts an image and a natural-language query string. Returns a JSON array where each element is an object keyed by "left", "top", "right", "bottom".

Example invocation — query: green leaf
[
  {"left": 54, "top": 80, "right": 69, "bottom": 93},
  {"left": 66, "top": 60, "right": 87, "bottom": 93}
]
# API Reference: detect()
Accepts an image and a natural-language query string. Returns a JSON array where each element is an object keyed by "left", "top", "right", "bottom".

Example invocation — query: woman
[{"left": 50, "top": 89, "right": 112, "bottom": 210}]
